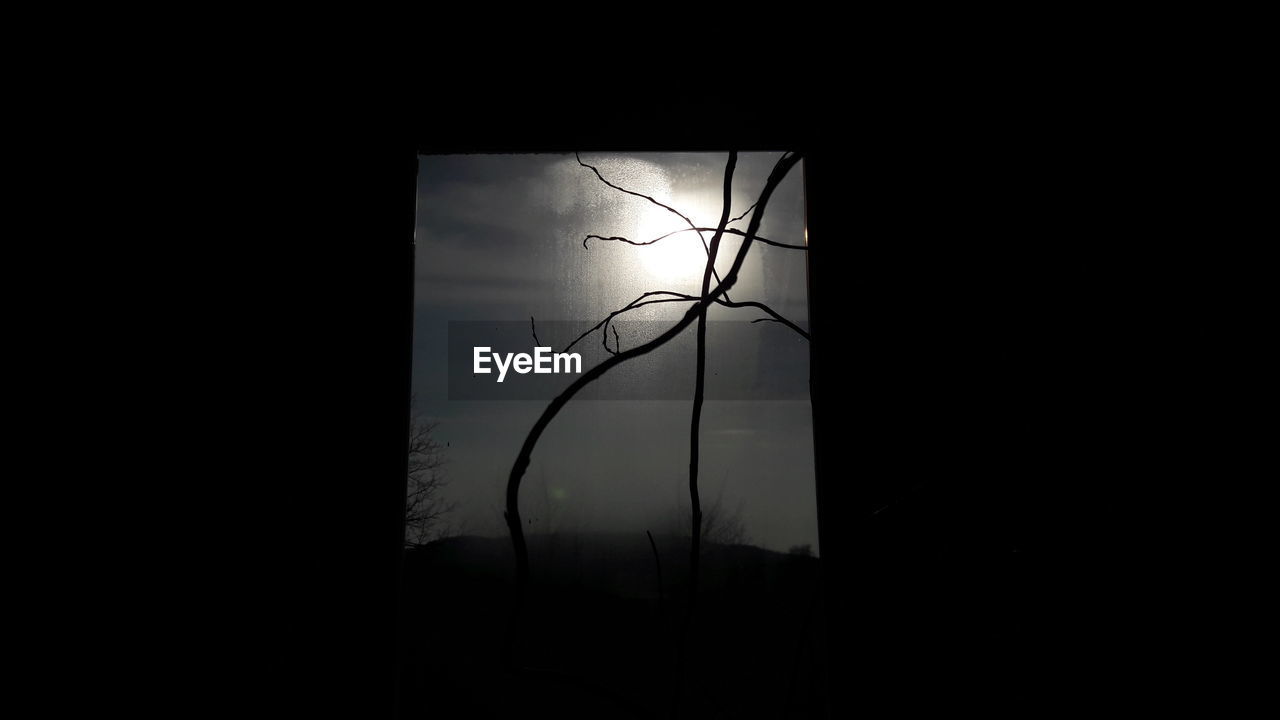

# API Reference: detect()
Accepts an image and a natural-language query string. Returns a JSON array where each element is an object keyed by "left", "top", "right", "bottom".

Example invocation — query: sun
[{"left": 632, "top": 207, "right": 715, "bottom": 286}]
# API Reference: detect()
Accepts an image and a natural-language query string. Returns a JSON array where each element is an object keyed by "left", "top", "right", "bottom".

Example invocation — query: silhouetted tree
[
  {"left": 405, "top": 412, "right": 454, "bottom": 547},
  {"left": 667, "top": 487, "right": 750, "bottom": 547}
]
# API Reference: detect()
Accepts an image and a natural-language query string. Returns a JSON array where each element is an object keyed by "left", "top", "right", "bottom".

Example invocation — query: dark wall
[
  {"left": 806, "top": 108, "right": 1159, "bottom": 713},
  {"left": 219, "top": 103, "right": 1160, "bottom": 716},
  {"left": 218, "top": 138, "right": 418, "bottom": 717}
]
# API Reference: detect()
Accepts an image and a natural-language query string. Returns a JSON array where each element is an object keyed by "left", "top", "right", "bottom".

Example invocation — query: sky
[{"left": 412, "top": 152, "right": 818, "bottom": 553}]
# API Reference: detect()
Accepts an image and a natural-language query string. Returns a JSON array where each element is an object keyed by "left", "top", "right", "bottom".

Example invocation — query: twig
[
  {"left": 600, "top": 314, "right": 626, "bottom": 355},
  {"left": 530, "top": 315, "right": 541, "bottom": 347},
  {"left": 732, "top": 301, "right": 810, "bottom": 340},
  {"left": 718, "top": 298, "right": 809, "bottom": 340},
  {"left": 583, "top": 234, "right": 630, "bottom": 250},
  {"left": 576, "top": 152, "right": 734, "bottom": 302},
  {"left": 728, "top": 201, "right": 757, "bottom": 224},
  {"left": 575, "top": 152, "right": 698, "bottom": 231},
  {"left": 584, "top": 226, "right": 805, "bottom": 251},
  {"left": 561, "top": 291, "right": 695, "bottom": 355},
  {"left": 567, "top": 292, "right": 809, "bottom": 358},
  {"left": 598, "top": 297, "right": 692, "bottom": 357}
]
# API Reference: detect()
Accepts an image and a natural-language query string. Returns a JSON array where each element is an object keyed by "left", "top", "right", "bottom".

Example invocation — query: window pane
[{"left": 405, "top": 152, "right": 821, "bottom": 716}]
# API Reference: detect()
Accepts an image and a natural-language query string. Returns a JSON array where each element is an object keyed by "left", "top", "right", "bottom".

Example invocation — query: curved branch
[
  {"left": 582, "top": 234, "right": 629, "bottom": 250},
  {"left": 729, "top": 200, "right": 757, "bottom": 224},
  {"left": 724, "top": 300, "right": 811, "bottom": 340},
  {"left": 575, "top": 152, "right": 698, "bottom": 230},
  {"left": 561, "top": 291, "right": 696, "bottom": 355},
  {"left": 503, "top": 151, "right": 804, "bottom": 672},
  {"left": 576, "top": 152, "right": 734, "bottom": 302},
  {"left": 612, "top": 295, "right": 811, "bottom": 344},
  {"left": 566, "top": 292, "right": 810, "bottom": 356},
  {"left": 584, "top": 226, "right": 805, "bottom": 251}
]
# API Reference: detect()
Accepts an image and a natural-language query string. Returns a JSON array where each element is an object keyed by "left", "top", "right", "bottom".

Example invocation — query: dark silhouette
[
  {"left": 404, "top": 407, "right": 455, "bottom": 547},
  {"left": 498, "top": 151, "right": 811, "bottom": 717},
  {"left": 399, "top": 530, "right": 821, "bottom": 718},
  {"left": 666, "top": 485, "right": 750, "bottom": 547}
]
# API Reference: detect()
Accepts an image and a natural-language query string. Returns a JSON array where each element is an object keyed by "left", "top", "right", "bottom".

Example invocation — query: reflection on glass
[{"left": 404, "top": 152, "right": 822, "bottom": 717}]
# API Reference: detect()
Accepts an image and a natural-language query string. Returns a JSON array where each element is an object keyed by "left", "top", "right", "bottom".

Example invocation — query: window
[{"left": 404, "top": 151, "right": 822, "bottom": 716}]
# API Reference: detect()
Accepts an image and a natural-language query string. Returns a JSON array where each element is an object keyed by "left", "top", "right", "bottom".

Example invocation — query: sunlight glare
[{"left": 632, "top": 206, "right": 712, "bottom": 287}]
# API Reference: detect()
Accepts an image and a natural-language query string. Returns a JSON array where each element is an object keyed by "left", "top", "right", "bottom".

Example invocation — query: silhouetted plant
[
  {"left": 505, "top": 151, "right": 807, "bottom": 716},
  {"left": 667, "top": 486, "right": 751, "bottom": 547},
  {"left": 404, "top": 408, "right": 455, "bottom": 548}
]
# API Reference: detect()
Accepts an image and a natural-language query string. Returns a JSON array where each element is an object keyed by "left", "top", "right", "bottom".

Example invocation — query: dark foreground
[{"left": 398, "top": 534, "right": 824, "bottom": 718}]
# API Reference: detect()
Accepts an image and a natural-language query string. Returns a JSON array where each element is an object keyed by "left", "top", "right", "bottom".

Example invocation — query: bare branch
[
  {"left": 677, "top": 148, "right": 739, "bottom": 717},
  {"left": 727, "top": 300, "right": 811, "bottom": 340},
  {"left": 576, "top": 151, "right": 734, "bottom": 302},
  {"left": 504, "top": 151, "right": 805, "bottom": 673},
  {"left": 529, "top": 315, "right": 541, "bottom": 347},
  {"left": 600, "top": 297, "right": 695, "bottom": 355},
  {"left": 582, "top": 234, "right": 629, "bottom": 250},
  {"left": 601, "top": 325, "right": 616, "bottom": 355},
  {"left": 561, "top": 291, "right": 695, "bottom": 355},
  {"left": 728, "top": 200, "right": 757, "bottom": 224},
  {"left": 568, "top": 290, "right": 810, "bottom": 353},
  {"left": 575, "top": 152, "right": 701, "bottom": 239},
  {"left": 584, "top": 226, "right": 805, "bottom": 251}
]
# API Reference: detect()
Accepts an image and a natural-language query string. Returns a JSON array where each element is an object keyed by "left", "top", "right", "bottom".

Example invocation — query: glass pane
[{"left": 404, "top": 152, "right": 821, "bottom": 716}]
